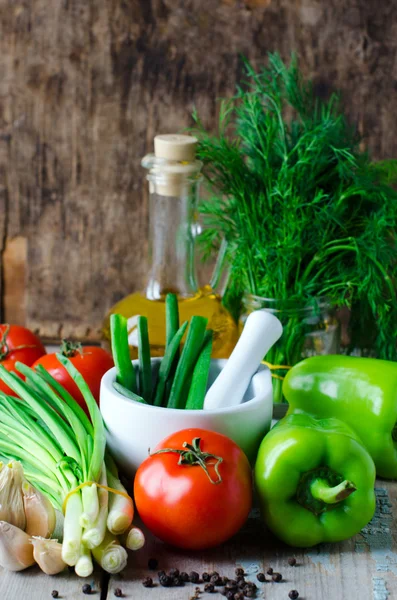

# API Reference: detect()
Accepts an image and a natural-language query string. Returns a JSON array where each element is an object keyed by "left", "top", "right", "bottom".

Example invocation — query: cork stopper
[{"left": 154, "top": 134, "right": 197, "bottom": 162}]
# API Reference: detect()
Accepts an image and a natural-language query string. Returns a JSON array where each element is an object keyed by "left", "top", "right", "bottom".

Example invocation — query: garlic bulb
[
  {"left": 0, "top": 521, "right": 35, "bottom": 571},
  {"left": 0, "top": 461, "right": 26, "bottom": 531},
  {"left": 31, "top": 537, "right": 66, "bottom": 575},
  {"left": 22, "top": 480, "right": 56, "bottom": 538}
]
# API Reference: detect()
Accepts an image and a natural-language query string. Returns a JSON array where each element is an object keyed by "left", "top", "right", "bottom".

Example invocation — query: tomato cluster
[{"left": 0, "top": 324, "right": 113, "bottom": 412}]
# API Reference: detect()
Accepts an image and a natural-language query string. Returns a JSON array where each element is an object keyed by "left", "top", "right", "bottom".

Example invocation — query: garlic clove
[
  {"left": 0, "top": 461, "right": 26, "bottom": 531},
  {"left": 22, "top": 480, "right": 56, "bottom": 538},
  {"left": 31, "top": 537, "right": 67, "bottom": 575},
  {"left": 0, "top": 521, "right": 35, "bottom": 571}
]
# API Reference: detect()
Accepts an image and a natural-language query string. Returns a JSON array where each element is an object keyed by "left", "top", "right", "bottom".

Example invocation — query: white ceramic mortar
[{"left": 100, "top": 358, "right": 273, "bottom": 476}]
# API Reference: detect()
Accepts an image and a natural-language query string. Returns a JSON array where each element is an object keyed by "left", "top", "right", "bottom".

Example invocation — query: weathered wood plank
[
  {"left": 1, "top": 0, "right": 397, "bottom": 337},
  {"left": 0, "top": 565, "right": 104, "bottom": 600},
  {"left": 108, "top": 482, "right": 397, "bottom": 599}
]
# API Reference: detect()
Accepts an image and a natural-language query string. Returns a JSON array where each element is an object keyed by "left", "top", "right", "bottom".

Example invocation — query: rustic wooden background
[{"left": 1, "top": 0, "right": 397, "bottom": 341}]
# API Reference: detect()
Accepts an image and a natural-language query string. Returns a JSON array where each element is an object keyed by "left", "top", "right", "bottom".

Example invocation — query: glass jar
[{"left": 240, "top": 295, "right": 340, "bottom": 404}]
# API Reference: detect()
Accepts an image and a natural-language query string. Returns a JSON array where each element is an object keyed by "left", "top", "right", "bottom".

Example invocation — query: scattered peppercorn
[
  {"left": 159, "top": 575, "right": 172, "bottom": 587},
  {"left": 226, "top": 592, "right": 235, "bottom": 600},
  {"left": 158, "top": 570, "right": 166, "bottom": 579},
  {"left": 148, "top": 558, "right": 158, "bottom": 570},
  {"left": 235, "top": 567, "right": 245, "bottom": 578},
  {"left": 190, "top": 571, "right": 200, "bottom": 583},
  {"left": 238, "top": 579, "right": 247, "bottom": 589},
  {"left": 173, "top": 576, "right": 184, "bottom": 586},
  {"left": 211, "top": 571, "right": 220, "bottom": 579},
  {"left": 82, "top": 584, "right": 92, "bottom": 595},
  {"left": 243, "top": 588, "right": 255, "bottom": 598},
  {"left": 51, "top": 592, "right": 59, "bottom": 599},
  {"left": 235, "top": 593, "right": 245, "bottom": 600},
  {"left": 211, "top": 574, "right": 223, "bottom": 586},
  {"left": 202, "top": 572, "right": 210, "bottom": 582},
  {"left": 272, "top": 572, "right": 282, "bottom": 582},
  {"left": 226, "top": 579, "right": 237, "bottom": 589},
  {"left": 169, "top": 567, "right": 180, "bottom": 578},
  {"left": 257, "top": 572, "right": 266, "bottom": 583},
  {"left": 288, "top": 557, "right": 297, "bottom": 567},
  {"left": 114, "top": 589, "right": 123, "bottom": 598},
  {"left": 180, "top": 572, "right": 189, "bottom": 582},
  {"left": 289, "top": 591, "right": 299, "bottom": 600},
  {"left": 204, "top": 582, "right": 215, "bottom": 593},
  {"left": 142, "top": 577, "right": 153, "bottom": 588},
  {"left": 266, "top": 567, "right": 273, "bottom": 575},
  {"left": 222, "top": 576, "right": 229, "bottom": 585}
]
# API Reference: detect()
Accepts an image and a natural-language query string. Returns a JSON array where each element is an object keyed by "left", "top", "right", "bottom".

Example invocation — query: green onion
[
  {"left": 137, "top": 316, "right": 152, "bottom": 403},
  {"left": 166, "top": 293, "right": 180, "bottom": 348},
  {"left": 153, "top": 321, "right": 188, "bottom": 407},
  {"left": 75, "top": 544, "right": 93, "bottom": 577},
  {"left": 106, "top": 470, "right": 133, "bottom": 535},
  {"left": 113, "top": 382, "right": 147, "bottom": 404},
  {"left": 91, "top": 530, "right": 128, "bottom": 574},
  {"left": 167, "top": 316, "right": 208, "bottom": 409},
  {"left": 110, "top": 314, "right": 136, "bottom": 392},
  {"left": 82, "top": 466, "right": 108, "bottom": 550},
  {"left": 185, "top": 330, "right": 213, "bottom": 410}
]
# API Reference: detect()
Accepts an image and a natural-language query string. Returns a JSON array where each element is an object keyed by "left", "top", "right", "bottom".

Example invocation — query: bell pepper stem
[{"left": 310, "top": 478, "right": 356, "bottom": 504}]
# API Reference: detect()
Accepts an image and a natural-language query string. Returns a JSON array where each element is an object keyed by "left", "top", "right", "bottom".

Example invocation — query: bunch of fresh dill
[{"left": 193, "top": 53, "right": 397, "bottom": 367}]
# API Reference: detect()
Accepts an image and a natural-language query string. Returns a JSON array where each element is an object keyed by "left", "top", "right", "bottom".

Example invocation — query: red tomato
[
  {"left": 32, "top": 342, "right": 113, "bottom": 414},
  {"left": 0, "top": 324, "right": 46, "bottom": 396},
  {"left": 134, "top": 428, "right": 252, "bottom": 550}
]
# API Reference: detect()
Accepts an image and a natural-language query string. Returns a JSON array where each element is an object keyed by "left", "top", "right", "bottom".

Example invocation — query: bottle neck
[{"left": 145, "top": 181, "right": 200, "bottom": 300}]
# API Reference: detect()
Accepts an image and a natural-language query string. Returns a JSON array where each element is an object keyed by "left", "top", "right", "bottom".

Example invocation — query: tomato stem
[
  {"left": 151, "top": 437, "right": 224, "bottom": 485},
  {"left": 61, "top": 339, "right": 83, "bottom": 358}
]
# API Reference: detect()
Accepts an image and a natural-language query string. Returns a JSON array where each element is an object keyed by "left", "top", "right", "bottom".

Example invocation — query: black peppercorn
[
  {"left": 51, "top": 592, "right": 59, "bottom": 599},
  {"left": 169, "top": 567, "right": 180, "bottom": 578},
  {"left": 257, "top": 572, "right": 266, "bottom": 582},
  {"left": 238, "top": 578, "right": 246, "bottom": 589},
  {"left": 266, "top": 567, "right": 273, "bottom": 575},
  {"left": 243, "top": 588, "right": 255, "bottom": 598},
  {"left": 159, "top": 575, "right": 172, "bottom": 587},
  {"left": 142, "top": 577, "right": 153, "bottom": 588},
  {"left": 114, "top": 589, "right": 123, "bottom": 598},
  {"left": 173, "top": 576, "right": 184, "bottom": 586},
  {"left": 211, "top": 574, "right": 222, "bottom": 586},
  {"left": 288, "top": 557, "right": 297, "bottom": 567},
  {"left": 190, "top": 571, "right": 200, "bottom": 583},
  {"left": 204, "top": 582, "right": 215, "bottom": 593},
  {"left": 235, "top": 567, "right": 245, "bottom": 578},
  {"left": 202, "top": 572, "right": 210, "bottom": 582},
  {"left": 158, "top": 570, "right": 166, "bottom": 579},
  {"left": 226, "top": 579, "right": 237, "bottom": 588},
  {"left": 222, "top": 576, "right": 229, "bottom": 585},
  {"left": 148, "top": 557, "right": 158, "bottom": 570},
  {"left": 226, "top": 592, "right": 235, "bottom": 600},
  {"left": 211, "top": 571, "right": 220, "bottom": 578},
  {"left": 235, "top": 593, "right": 245, "bottom": 600},
  {"left": 82, "top": 584, "right": 92, "bottom": 595},
  {"left": 180, "top": 571, "right": 189, "bottom": 582},
  {"left": 272, "top": 572, "right": 282, "bottom": 582},
  {"left": 289, "top": 591, "right": 299, "bottom": 600}
]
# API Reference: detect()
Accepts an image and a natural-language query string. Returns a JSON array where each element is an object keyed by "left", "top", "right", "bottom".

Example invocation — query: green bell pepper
[
  {"left": 254, "top": 414, "right": 376, "bottom": 547},
  {"left": 283, "top": 355, "right": 397, "bottom": 479}
]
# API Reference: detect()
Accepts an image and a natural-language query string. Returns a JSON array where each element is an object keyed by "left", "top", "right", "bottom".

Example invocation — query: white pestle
[{"left": 204, "top": 310, "right": 283, "bottom": 410}]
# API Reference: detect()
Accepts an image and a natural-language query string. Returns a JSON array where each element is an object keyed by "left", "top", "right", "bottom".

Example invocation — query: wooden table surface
[{"left": 1, "top": 480, "right": 396, "bottom": 600}]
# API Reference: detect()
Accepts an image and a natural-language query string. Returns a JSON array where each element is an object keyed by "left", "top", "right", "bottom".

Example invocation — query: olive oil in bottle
[{"left": 102, "top": 134, "right": 237, "bottom": 358}]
